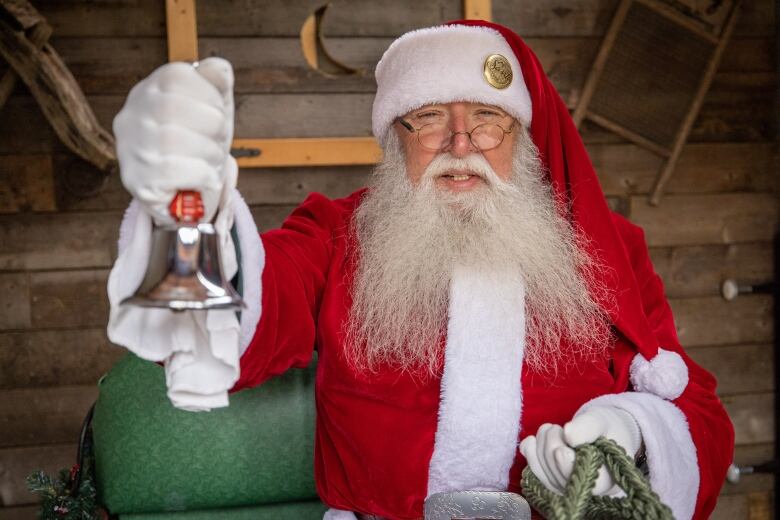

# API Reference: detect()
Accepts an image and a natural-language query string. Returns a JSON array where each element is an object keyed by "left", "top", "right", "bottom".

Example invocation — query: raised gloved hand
[
  {"left": 519, "top": 406, "right": 642, "bottom": 496},
  {"left": 113, "top": 57, "right": 237, "bottom": 225}
]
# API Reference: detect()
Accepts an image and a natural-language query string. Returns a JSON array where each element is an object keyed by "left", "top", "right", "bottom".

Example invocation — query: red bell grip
[{"left": 169, "top": 190, "right": 204, "bottom": 223}]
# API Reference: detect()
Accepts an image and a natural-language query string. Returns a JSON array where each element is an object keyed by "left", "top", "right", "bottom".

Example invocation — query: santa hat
[
  {"left": 371, "top": 20, "right": 689, "bottom": 401},
  {"left": 372, "top": 24, "right": 532, "bottom": 144}
]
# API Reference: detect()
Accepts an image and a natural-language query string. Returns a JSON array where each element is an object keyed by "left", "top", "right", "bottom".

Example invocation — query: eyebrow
[
  {"left": 410, "top": 106, "right": 445, "bottom": 114},
  {"left": 474, "top": 105, "right": 508, "bottom": 113}
]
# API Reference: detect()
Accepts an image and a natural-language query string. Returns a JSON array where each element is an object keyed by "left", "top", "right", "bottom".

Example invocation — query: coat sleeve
[
  {"left": 232, "top": 191, "right": 357, "bottom": 390},
  {"left": 581, "top": 213, "right": 734, "bottom": 520}
]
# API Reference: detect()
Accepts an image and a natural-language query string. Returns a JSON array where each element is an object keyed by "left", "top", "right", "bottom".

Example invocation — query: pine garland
[
  {"left": 26, "top": 460, "right": 100, "bottom": 519},
  {"left": 521, "top": 437, "right": 674, "bottom": 520}
]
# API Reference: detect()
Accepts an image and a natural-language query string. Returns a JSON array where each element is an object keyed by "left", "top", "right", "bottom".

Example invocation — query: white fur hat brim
[{"left": 372, "top": 24, "right": 532, "bottom": 145}]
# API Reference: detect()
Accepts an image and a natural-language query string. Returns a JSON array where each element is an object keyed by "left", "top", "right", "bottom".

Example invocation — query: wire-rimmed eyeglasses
[{"left": 396, "top": 117, "right": 516, "bottom": 152}]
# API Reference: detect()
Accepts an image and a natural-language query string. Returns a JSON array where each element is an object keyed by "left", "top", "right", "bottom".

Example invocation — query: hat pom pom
[{"left": 630, "top": 348, "right": 689, "bottom": 400}]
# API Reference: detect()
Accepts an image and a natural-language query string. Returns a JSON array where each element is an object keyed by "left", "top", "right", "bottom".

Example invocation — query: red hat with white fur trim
[
  {"left": 371, "top": 20, "right": 690, "bottom": 401},
  {"left": 372, "top": 24, "right": 532, "bottom": 144}
]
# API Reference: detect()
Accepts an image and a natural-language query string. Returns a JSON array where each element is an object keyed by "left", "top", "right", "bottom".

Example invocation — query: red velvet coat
[{"left": 233, "top": 189, "right": 734, "bottom": 520}]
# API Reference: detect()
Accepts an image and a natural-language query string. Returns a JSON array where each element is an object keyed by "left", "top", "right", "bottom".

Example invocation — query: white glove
[
  {"left": 519, "top": 406, "right": 642, "bottom": 496},
  {"left": 113, "top": 57, "right": 237, "bottom": 225},
  {"left": 108, "top": 57, "right": 243, "bottom": 411}
]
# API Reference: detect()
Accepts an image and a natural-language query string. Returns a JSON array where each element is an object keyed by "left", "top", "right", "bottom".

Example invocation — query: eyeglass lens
[{"left": 417, "top": 123, "right": 505, "bottom": 152}]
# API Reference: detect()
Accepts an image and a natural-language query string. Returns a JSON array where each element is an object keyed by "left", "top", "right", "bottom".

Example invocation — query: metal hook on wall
[
  {"left": 720, "top": 279, "right": 775, "bottom": 301},
  {"left": 726, "top": 460, "right": 777, "bottom": 484}
]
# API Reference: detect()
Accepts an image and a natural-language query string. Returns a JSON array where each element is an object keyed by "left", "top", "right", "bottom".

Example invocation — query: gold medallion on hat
[{"left": 483, "top": 54, "right": 512, "bottom": 89}]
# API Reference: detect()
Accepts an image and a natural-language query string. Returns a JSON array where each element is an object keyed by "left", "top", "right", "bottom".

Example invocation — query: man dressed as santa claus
[{"left": 106, "top": 20, "right": 734, "bottom": 520}]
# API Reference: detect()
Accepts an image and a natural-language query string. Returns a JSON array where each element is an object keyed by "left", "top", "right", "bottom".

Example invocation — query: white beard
[{"left": 345, "top": 129, "right": 613, "bottom": 376}]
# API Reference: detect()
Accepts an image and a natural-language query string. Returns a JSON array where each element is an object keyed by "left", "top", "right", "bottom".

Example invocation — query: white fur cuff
[{"left": 580, "top": 393, "right": 699, "bottom": 520}]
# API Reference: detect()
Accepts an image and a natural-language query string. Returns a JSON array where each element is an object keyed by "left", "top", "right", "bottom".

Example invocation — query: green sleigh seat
[{"left": 91, "top": 353, "right": 327, "bottom": 519}]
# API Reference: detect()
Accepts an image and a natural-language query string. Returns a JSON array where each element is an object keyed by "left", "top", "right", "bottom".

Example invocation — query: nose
[
  {"left": 449, "top": 132, "right": 474, "bottom": 158},
  {"left": 446, "top": 112, "right": 477, "bottom": 158}
]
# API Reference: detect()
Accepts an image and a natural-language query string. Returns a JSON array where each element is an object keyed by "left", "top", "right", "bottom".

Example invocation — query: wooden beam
[
  {"left": 165, "top": 0, "right": 198, "bottom": 62},
  {"left": 630, "top": 193, "right": 779, "bottom": 247},
  {"left": 232, "top": 137, "right": 382, "bottom": 168},
  {"left": 0, "top": 1, "right": 116, "bottom": 172},
  {"left": 586, "top": 111, "right": 672, "bottom": 158},
  {"left": 464, "top": 0, "right": 492, "bottom": 21},
  {"left": 635, "top": 0, "right": 720, "bottom": 44},
  {"left": 0, "top": 3, "right": 50, "bottom": 112}
]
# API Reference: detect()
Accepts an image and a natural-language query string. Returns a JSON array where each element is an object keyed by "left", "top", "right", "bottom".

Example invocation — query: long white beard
[{"left": 346, "top": 130, "right": 612, "bottom": 376}]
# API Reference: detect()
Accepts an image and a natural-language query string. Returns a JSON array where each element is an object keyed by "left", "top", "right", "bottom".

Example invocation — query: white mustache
[{"left": 421, "top": 153, "right": 501, "bottom": 185}]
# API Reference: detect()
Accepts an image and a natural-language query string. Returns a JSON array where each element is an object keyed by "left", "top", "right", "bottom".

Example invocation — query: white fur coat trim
[
  {"left": 580, "top": 392, "right": 699, "bottom": 520},
  {"left": 106, "top": 190, "right": 263, "bottom": 411},
  {"left": 426, "top": 266, "right": 526, "bottom": 496},
  {"left": 372, "top": 24, "right": 532, "bottom": 143}
]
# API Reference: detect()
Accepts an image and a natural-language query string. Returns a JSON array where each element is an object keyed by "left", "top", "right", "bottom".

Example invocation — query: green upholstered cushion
[
  {"left": 119, "top": 501, "right": 327, "bottom": 519},
  {"left": 93, "top": 353, "right": 319, "bottom": 515}
]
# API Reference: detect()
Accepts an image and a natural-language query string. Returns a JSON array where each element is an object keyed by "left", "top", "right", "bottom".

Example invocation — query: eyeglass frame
[{"left": 395, "top": 114, "right": 517, "bottom": 152}]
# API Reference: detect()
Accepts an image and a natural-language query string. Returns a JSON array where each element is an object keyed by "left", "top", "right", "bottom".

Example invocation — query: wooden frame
[
  {"left": 165, "top": 0, "right": 198, "bottom": 62},
  {"left": 464, "top": 0, "right": 492, "bottom": 21},
  {"left": 572, "top": 0, "right": 741, "bottom": 205},
  {"left": 165, "top": 0, "right": 491, "bottom": 168}
]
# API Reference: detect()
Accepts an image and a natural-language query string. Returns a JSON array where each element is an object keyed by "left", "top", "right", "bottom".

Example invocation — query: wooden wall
[{"left": 0, "top": 1, "right": 777, "bottom": 518}]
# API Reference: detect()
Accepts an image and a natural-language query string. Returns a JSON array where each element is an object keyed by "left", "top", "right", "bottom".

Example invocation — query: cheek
[
  {"left": 404, "top": 154, "right": 420, "bottom": 183},
  {"left": 404, "top": 147, "right": 435, "bottom": 185},
  {"left": 486, "top": 143, "right": 515, "bottom": 181},
  {"left": 494, "top": 156, "right": 514, "bottom": 181}
]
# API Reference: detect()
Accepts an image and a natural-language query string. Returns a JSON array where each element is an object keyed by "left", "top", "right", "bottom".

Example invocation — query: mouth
[{"left": 435, "top": 170, "right": 485, "bottom": 191}]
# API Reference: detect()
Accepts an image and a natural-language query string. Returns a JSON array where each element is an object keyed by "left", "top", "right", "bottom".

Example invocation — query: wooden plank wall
[{"left": 0, "top": 1, "right": 777, "bottom": 518}]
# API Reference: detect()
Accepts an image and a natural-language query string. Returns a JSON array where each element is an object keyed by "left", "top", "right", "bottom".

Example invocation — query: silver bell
[{"left": 121, "top": 191, "right": 245, "bottom": 311}]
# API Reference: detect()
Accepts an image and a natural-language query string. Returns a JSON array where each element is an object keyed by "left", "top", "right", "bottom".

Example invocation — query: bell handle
[{"left": 169, "top": 190, "right": 204, "bottom": 223}]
